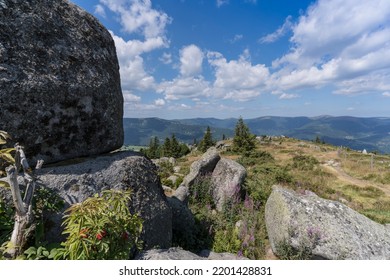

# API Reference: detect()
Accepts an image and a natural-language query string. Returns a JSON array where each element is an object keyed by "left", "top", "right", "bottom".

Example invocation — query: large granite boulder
[
  {"left": 0, "top": 0, "right": 123, "bottom": 164},
  {"left": 173, "top": 148, "right": 246, "bottom": 212},
  {"left": 135, "top": 247, "right": 249, "bottom": 260},
  {"left": 173, "top": 147, "right": 220, "bottom": 202},
  {"left": 183, "top": 147, "right": 221, "bottom": 188},
  {"left": 135, "top": 248, "right": 204, "bottom": 260},
  {"left": 265, "top": 186, "right": 390, "bottom": 259},
  {"left": 22, "top": 151, "right": 172, "bottom": 250},
  {"left": 211, "top": 158, "right": 246, "bottom": 211}
]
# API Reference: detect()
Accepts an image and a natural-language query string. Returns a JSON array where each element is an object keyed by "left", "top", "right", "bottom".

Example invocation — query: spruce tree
[
  {"left": 232, "top": 117, "right": 256, "bottom": 153},
  {"left": 147, "top": 136, "right": 160, "bottom": 158},
  {"left": 199, "top": 126, "right": 215, "bottom": 152},
  {"left": 162, "top": 137, "right": 171, "bottom": 157},
  {"left": 170, "top": 134, "right": 180, "bottom": 158}
]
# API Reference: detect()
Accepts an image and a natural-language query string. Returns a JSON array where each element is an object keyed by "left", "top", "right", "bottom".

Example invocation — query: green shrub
[
  {"left": 238, "top": 150, "right": 275, "bottom": 167},
  {"left": 59, "top": 189, "right": 143, "bottom": 260},
  {"left": 0, "top": 130, "right": 15, "bottom": 179},
  {"left": 291, "top": 154, "right": 319, "bottom": 171},
  {"left": 0, "top": 197, "right": 13, "bottom": 246},
  {"left": 158, "top": 161, "right": 174, "bottom": 179},
  {"left": 189, "top": 175, "right": 215, "bottom": 209}
]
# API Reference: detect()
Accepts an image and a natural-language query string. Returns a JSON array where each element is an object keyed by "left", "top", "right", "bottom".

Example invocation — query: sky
[{"left": 70, "top": 0, "right": 390, "bottom": 119}]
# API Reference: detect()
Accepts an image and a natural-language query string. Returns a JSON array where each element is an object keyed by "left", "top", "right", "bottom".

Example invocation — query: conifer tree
[
  {"left": 232, "top": 117, "right": 256, "bottom": 153},
  {"left": 147, "top": 136, "right": 160, "bottom": 158},
  {"left": 199, "top": 126, "right": 215, "bottom": 152},
  {"left": 162, "top": 137, "right": 171, "bottom": 157},
  {"left": 170, "top": 134, "right": 181, "bottom": 158}
]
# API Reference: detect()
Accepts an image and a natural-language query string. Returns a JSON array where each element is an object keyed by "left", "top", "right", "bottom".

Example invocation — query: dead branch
[{"left": 3, "top": 144, "right": 44, "bottom": 259}]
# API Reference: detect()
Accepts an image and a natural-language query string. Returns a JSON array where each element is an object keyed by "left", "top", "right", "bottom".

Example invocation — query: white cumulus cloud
[
  {"left": 123, "top": 92, "right": 141, "bottom": 103},
  {"left": 382, "top": 92, "right": 390, "bottom": 97},
  {"left": 216, "top": 0, "right": 229, "bottom": 8},
  {"left": 180, "top": 45, "right": 204, "bottom": 77},
  {"left": 259, "top": 15, "right": 293, "bottom": 44},
  {"left": 158, "top": 76, "right": 210, "bottom": 100},
  {"left": 100, "top": 0, "right": 171, "bottom": 38},
  {"left": 207, "top": 49, "right": 269, "bottom": 100},
  {"left": 94, "top": 4, "right": 106, "bottom": 18},
  {"left": 270, "top": 0, "right": 390, "bottom": 95},
  {"left": 99, "top": 1, "right": 171, "bottom": 94},
  {"left": 279, "top": 93, "right": 299, "bottom": 100},
  {"left": 154, "top": 98, "right": 166, "bottom": 106}
]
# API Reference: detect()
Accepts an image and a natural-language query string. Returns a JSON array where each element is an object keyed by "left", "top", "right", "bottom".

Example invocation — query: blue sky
[{"left": 70, "top": 0, "right": 390, "bottom": 119}]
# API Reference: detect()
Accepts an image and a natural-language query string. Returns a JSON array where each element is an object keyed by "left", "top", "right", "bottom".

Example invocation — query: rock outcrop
[
  {"left": 0, "top": 0, "right": 123, "bottom": 164},
  {"left": 265, "top": 186, "right": 390, "bottom": 259},
  {"left": 183, "top": 147, "right": 221, "bottom": 188},
  {"left": 135, "top": 247, "right": 248, "bottom": 260},
  {"left": 135, "top": 248, "right": 204, "bottom": 260},
  {"left": 173, "top": 147, "right": 246, "bottom": 211},
  {"left": 211, "top": 158, "right": 246, "bottom": 211},
  {"left": 29, "top": 151, "right": 171, "bottom": 250},
  {"left": 173, "top": 147, "right": 220, "bottom": 202}
]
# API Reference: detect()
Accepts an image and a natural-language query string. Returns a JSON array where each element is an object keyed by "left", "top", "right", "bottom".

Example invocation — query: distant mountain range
[{"left": 123, "top": 116, "right": 390, "bottom": 154}]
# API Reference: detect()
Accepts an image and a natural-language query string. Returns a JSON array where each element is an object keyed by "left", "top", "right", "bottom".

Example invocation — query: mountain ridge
[{"left": 123, "top": 116, "right": 390, "bottom": 153}]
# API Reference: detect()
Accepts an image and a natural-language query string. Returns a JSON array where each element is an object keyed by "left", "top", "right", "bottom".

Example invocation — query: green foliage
[
  {"left": 186, "top": 173, "right": 266, "bottom": 259},
  {"left": 23, "top": 244, "right": 64, "bottom": 260},
  {"left": 232, "top": 117, "right": 256, "bottom": 154},
  {"left": 275, "top": 226, "right": 324, "bottom": 260},
  {"left": 162, "top": 137, "right": 172, "bottom": 157},
  {"left": 198, "top": 126, "right": 215, "bottom": 152},
  {"left": 142, "top": 134, "right": 190, "bottom": 159},
  {"left": 314, "top": 136, "right": 325, "bottom": 144},
  {"left": 145, "top": 136, "right": 161, "bottom": 159},
  {"left": 170, "top": 134, "right": 181, "bottom": 158},
  {"left": 0, "top": 187, "right": 64, "bottom": 258},
  {"left": 291, "top": 154, "right": 319, "bottom": 171},
  {"left": 237, "top": 150, "right": 275, "bottom": 167},
  {"left": 275, "top": 239, "right": 312, "bottom": 260},
  {"left": 158, "top": 161, "right": 174, "bottom": 179},
  {"left": 0, "top": 198, "right": 13, "bottom": 246},
  {"left": 32, "top": 187, "right": 65, "bottom": 245},
  {"left": 189, "top": 175, "right": 215, "bottom": 208},
  {"left": 0, "top": 130, "right": 15, "bottom": 178},
  {"left": 362, "top": 199, "right": 390, "bottom": 224},
  {"left": 161, "top": 176, "right": 183, "bottom": 189},
  {"left": 60, "top": 189, "right": 143, "bottom": 260},
  {"left": 179, "top": 142, "right": 190, "bottom": 156},
  {"left": 246, "top": 162, "right": 292, "bottom": 202}
]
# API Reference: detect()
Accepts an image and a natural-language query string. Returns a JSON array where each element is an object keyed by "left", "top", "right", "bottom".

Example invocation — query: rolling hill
[
  {"left": 123, "top": 116, "right": 390, "bottom": 153},
  {"left": 123, "top": 118, "right": 233, "bottom": 147}
]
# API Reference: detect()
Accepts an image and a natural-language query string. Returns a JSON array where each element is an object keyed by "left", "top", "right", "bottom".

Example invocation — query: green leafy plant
[
  {"left": 276, "top": 226, "right": 324, "bottom": 260},
  {"left": 158, "top": 161, "right": 174, "bottom": 179},
  {"left": 291, "top": 154, "right": 319, "bottom": 171},
  {"left": 189, "top": 175, "right": 215, "bottom": 208},
  {"left": 60, "top": 189, "right": 143, "bottom": 260},
  {"left": 0, "top": 130, "right": 15, "bottom": 180},
  {"left": 0, "top": 197, "right": 14, "bottom": 246},
  {"left": 32, "top": 187, "right": 65, "bottom": 245}
]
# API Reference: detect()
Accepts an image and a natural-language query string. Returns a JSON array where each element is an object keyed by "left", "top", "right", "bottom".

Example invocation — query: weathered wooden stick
[
  {"left": 6, "top": 166, "right": 25, "bottom": 216},
  {"left": 3, "top": 145, "right": 44, "bottom": 259}
]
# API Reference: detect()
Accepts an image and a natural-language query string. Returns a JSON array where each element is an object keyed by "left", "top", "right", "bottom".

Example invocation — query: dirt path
[{"left": 322, "top": 164, "right": 390, "bottom": 196}]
